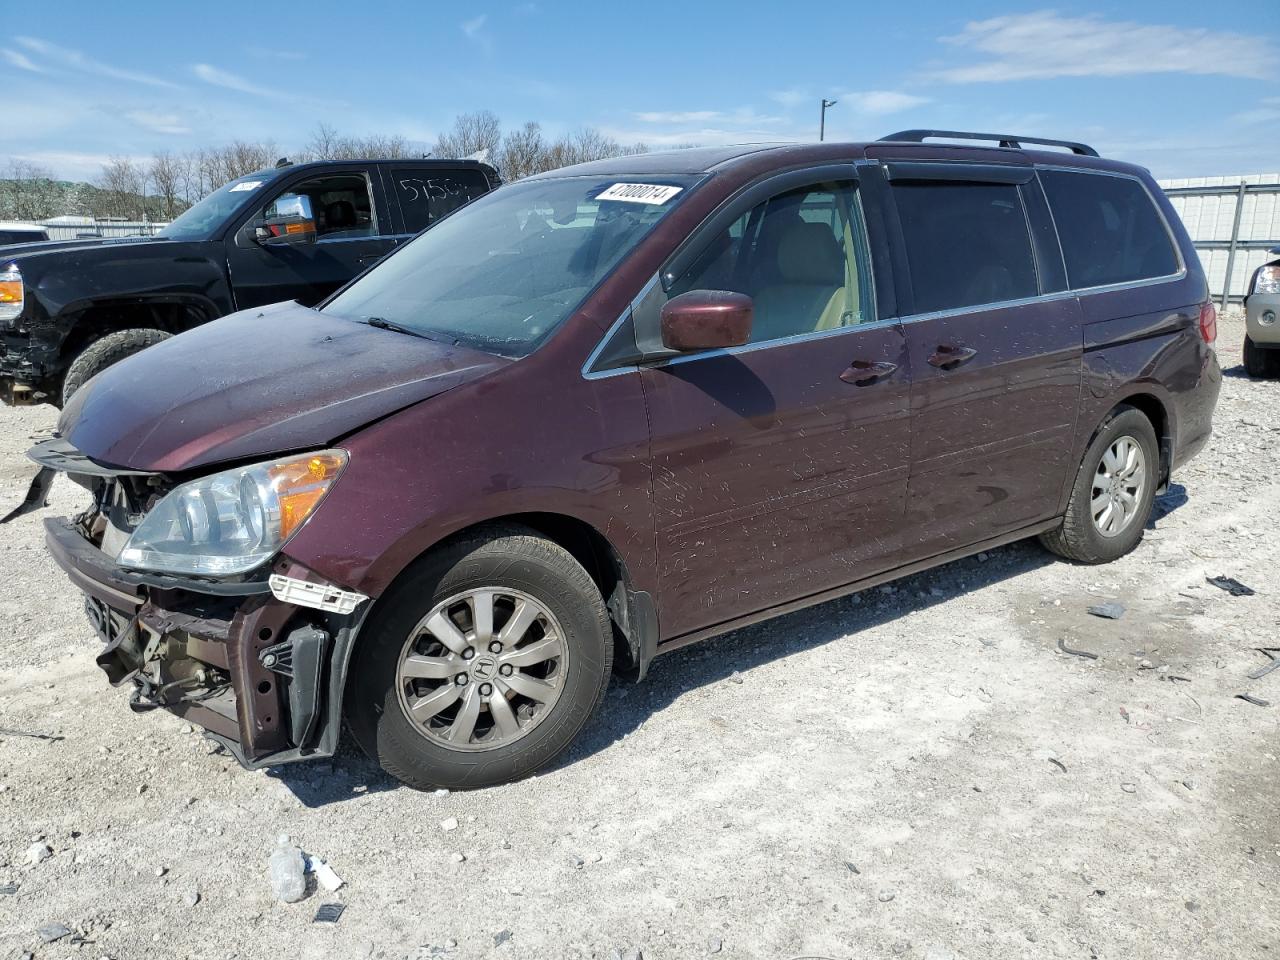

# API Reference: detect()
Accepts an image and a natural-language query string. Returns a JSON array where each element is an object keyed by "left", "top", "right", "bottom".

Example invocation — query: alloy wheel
[
  {"left": 1091, "top": 435, "right": 1146, "bottom": 538},
  {"left": 395, "top": 588, "right": 568, "bottom": 751}
]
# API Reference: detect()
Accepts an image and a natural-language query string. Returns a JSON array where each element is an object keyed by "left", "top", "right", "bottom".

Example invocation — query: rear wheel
[
  {"left": 61, "top": 328, "right": 172, "bottom": 404},
  {"left": 346, "top": 526, "right": 613, "bottom": 790},
  {"left": 1040, "top": 406, "right": 1158, "bottom": 564},
  {"left": 1243, "top": 336, "right": 1280, "bottom": 378}
]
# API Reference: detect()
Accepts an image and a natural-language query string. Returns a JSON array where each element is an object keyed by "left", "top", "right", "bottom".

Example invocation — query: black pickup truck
[{"left": 0, "top": 158, "right": 500, "bottom": 405}]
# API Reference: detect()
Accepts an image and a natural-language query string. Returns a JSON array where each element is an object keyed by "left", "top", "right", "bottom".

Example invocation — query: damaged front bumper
[{"left": 24, "top": 437, "right": 370, "bottom": 770}]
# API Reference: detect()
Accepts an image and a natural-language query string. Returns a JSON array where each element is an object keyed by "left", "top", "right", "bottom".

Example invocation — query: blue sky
[{"left": 2, "top": 0, "right": 1276, "bottom": 181}]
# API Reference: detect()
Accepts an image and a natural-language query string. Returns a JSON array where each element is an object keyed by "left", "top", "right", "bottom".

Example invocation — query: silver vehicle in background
[{"left": 1245, "top": 244, "right": 1280, "bottom": 378}]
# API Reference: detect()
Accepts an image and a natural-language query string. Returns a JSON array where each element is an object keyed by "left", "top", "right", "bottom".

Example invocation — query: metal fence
[
  {"left": 1159, "top": 175, "right": 1280, "bottom": 308},
  {"left": 35, "top": 219, "right": 167, "bottom": 241}
]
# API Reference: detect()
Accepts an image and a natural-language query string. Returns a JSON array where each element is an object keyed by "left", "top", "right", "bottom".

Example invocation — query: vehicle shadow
[
  {"left": 554, "top": 536, "right": 1062, "bottom": 773},
  {"left": 1149, "top": 482, "right": 1189, "bottom": 527}
]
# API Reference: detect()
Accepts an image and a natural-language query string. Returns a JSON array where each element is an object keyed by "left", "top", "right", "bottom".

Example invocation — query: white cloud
[
  {"left": 244, "top": 46, "right": 306, "bottom": 61},
  {"left": 192, "top": 63, "right": 288, "bottom": 100},
  {"left": 15, "top": 36, "right": 179, "bottom": 88},
  {"left": 461, "top": 14, "right": 493, "bottom": 52},
  {"left": 1230, "top": 97, "right": 1280, "bottom": 126},
  {"left": 2, "top": 49, "right": 43, "bottom": 73},
  {"left": 769, "top": 88, "right": 810, "bottom": 109},
  {"left": 933, "top": 11, "right": 1275, "bottom": 83},
  {"left": 636, "top": 110, "right": 723, "bottom": 124},
  {"left": 124, "top": 109, "right": 191, "bottom": 135},
  {"left": 838, "top": 90, "right": 931, "bottom": 115}
]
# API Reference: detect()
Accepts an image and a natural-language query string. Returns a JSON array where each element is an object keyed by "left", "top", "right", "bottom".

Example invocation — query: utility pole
[{"left": 819, "top": 98, "right": 838, "bottom": 141}]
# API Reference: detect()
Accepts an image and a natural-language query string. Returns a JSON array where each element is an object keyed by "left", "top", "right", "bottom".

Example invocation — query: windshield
[
  {"left": 158, "top": 173, "right": 274, "bottom": 240},
  {"left": 322, "top": 175, "right": 699, "bottom": 358}
]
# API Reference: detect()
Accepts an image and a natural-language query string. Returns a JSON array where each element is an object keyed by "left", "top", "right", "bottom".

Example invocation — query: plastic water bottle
[{"left": 269, "top": 834, "right": 306, "bottom": 903}]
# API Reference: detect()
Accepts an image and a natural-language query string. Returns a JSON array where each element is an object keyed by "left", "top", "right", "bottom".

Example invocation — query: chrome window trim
[{"left": 580, "top": 163, "right": 1190, "bottom": 381}]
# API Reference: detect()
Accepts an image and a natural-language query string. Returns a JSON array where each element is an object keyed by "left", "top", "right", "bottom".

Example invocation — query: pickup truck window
[
  {"left": 394, "top": 169, "right": 491, "bottom": 233},
  {"left": 159, "top": 174, "right": 272, "bottom": 241},
  {"left": 263, "top": 173, "right": 378, "bottom": 240}
]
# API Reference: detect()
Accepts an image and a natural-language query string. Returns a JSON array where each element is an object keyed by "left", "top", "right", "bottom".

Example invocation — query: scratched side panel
[{"left": 641, "top": 325, "right": 910, "bottom": 638}]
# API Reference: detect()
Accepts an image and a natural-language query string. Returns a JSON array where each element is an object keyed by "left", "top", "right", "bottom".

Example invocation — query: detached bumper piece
[{"left": 43, "top": 516, "right": 362, "bottom": 769}]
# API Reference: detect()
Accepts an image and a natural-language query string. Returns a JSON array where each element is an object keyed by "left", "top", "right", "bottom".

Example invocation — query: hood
[
  {"left": 1, "top": 235, "right": 171, "bottom": 261},
  {"left": 59, "top": 301, "right": 509, "bottom": 473}
]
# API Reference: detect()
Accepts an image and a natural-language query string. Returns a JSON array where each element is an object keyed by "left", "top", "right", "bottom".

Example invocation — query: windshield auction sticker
[
  {"left": 596, "top": 183, "right": 683, "bottom": 205},
  {"left": 230, "top": 180, "right": 264, "bottom": 192}
]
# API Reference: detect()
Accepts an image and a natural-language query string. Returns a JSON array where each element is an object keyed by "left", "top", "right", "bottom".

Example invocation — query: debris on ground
[
  {"left": 440, "top": 817, "right": 459, "bottom": 832},
  {"left": 0, "top": 882, "right": 17, "bottom": 895},
  {"left": 1048, "top": 758, "right": 1067, "bottom": 773},
  {"left": 1236, "top": 693, "right": 1270, "bottom": 707},
  {"left": 23, "top": 843, "right": 51, "bottom": 865},
  {"left": 183, "top": 886, "right": 200, "bottom": 908},
  {"left": 1247, "top": 649, "right": 1280, "bottom": 680},
  {"left": 707, "top": 935, "right": 724, "bottom": 953},
  {"left": 268, "top": 835, "right": 307, "bottom": 903},
  {"left": 878, "top": 889, "right": 896, "bottom": 902},
  {"left": 494, "top": 929, "right": 513, "bottom": 946},
  {"left": 313, "top": 903, "right": 345, "bottom": 924},
  {"left": 1121, "top": 782, "right": 1137, "bottom": 793},
  {"left": 305, "top": 854, "right": 344, "bottom": 892},
  {"left": 1206, "top": 575, "right": 1256, "bottom": 597},
  {"left": 1087, "top": 602, "right": 1126, "bottom": 620},
  {"left": 0, "top": 726, "right": 63, "bottom": 742},
  {"left": 36, "top": 922, "right": 72, "bottom": 943},
  {"left": 1057, "top": 638, "right": 1099, "bottom": 660}
]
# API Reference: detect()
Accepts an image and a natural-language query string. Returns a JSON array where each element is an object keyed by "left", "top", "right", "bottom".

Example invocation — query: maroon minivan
[{"left": 17, "top": 131, "right": 1220, "bottom": 790}]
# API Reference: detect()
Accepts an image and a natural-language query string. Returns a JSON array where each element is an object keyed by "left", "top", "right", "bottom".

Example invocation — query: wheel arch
[
  {"left": 1106, "top": 388, "right": 1174, "bottom": 490},
  {"left": 56, "top": 296, "right": 219, "bottom": 369}
]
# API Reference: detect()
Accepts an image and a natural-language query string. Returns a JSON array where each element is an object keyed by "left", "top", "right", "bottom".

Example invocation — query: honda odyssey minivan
[{"left": 17, "top": 130, "right": 1220, "bottom": 790}]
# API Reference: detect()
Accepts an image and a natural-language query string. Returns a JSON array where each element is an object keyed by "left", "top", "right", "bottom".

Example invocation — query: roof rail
[{"left": 878, "top": 129, "right": 1099, "bottom": 158}]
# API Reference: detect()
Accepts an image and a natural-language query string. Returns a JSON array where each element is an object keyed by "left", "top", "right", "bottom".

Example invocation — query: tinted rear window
[
  {"left": 1040, "top": 170, "right": 1179, "bottom": 289},
  {"left": 393, "top": 168, "right": 491, "bottom": 232},
  {"left": 893, "top": 182, "right": 1038, "bottom": 313}
]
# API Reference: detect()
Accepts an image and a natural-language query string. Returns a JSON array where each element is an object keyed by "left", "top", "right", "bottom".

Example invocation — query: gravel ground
[{"left": 0, "top": 310, "right": 1277, "bottom": 960}]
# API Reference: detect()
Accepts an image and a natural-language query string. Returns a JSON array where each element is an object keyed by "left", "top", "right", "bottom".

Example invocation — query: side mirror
[
  {"left": 660, "top": 290, "right": 753, "bottom": 352},
  {"left": 254, "top": 194, "right": 316, "bottom": 247}
]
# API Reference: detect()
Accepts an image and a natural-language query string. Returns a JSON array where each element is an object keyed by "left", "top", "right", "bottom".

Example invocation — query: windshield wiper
[{"left": 359, "top": 316, "right": 440, "bottom": 341}]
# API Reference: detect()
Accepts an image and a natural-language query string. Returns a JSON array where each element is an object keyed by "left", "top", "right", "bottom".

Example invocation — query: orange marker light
[{"left": 268, "top": 452, "right": 346, "bottom": 540}]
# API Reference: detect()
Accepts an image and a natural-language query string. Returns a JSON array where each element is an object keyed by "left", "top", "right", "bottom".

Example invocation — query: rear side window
[
  {"left": 1040, "top": 170, "right": 1179, "bottom": 289},
  {"left": 892, "top": 182, "right": 1038, "bottom": 314},
  {"left": 394, "top": 169, "right": 491, "bottom": 232}
]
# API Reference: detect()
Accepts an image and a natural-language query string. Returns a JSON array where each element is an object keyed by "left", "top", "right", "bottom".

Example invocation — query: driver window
[
  {"left": 263, "top": 173, "right": 377, "bottom": 241},
  {"left": 669, "top": 181, "right": 871, "bottom": 345}
]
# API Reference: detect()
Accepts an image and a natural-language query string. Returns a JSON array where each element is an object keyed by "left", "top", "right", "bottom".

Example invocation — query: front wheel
[
  {"left": 346, "top": 526, "right": 613, "bottom": 790},
  {"left": 61, "top": 328, "right": 172, "bottom": 405},
  {"left": 1040, "top": 406, "right": 1158, "bottom": 564}
]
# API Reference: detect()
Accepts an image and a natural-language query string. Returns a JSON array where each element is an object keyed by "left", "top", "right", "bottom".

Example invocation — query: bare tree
[
  {"left": 149, "top": 152, "right": 182, "bottom": 220},
  {"left": 433, "top": 110, "right": 502, "bottom": 161},
  {"left": 497, "top": 121, "right": 545, "bottom": 180},
  {"left": 98, "top": 156, "right": 146, "bottom": 219}
]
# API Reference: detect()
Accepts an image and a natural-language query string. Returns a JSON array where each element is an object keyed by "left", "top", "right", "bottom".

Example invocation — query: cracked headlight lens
[{"left": 118, "top": 450, "right": 347, "bottom": 576}]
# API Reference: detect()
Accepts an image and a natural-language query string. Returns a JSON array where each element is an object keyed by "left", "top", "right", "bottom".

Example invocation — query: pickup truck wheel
[
  {"left": 1243, "top": 336, "right": 1279, "bottom": 379},
  {"left": 1039, "top": 405, "right": 1158, "bottom": 564},
  {"left": 347, "top": 526, "right": 613, "bottom": 790},
  {"left": 61, "top": 328, "right": 172, "bottom": 404}
]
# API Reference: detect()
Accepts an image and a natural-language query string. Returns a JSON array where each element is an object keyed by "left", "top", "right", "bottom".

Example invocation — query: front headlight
[
  {"left": 0, "top": 263, "right": 23, "bottom": 323},
  {"left": 1255, "top": 265, "right": 1280, "bottom": 296},
  {"left": 118, "top": 450, "right": 347, "bottom": 576}
]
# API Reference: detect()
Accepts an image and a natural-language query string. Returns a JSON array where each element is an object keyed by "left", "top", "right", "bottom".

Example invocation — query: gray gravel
[{"left": 0, "top": 310, "right": 1277, "bottom": 959}]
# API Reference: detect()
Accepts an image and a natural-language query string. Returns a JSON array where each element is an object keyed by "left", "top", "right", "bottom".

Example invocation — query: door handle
[
  {"left": 840, "top": 359, "right": 898, "bottom": 385},
  {"left": 928, "top": 344, "right": 978, "bottom": 370}
]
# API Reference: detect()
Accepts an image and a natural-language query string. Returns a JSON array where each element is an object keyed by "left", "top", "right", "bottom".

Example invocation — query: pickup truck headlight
[
  {"left": 1255, "top": 265, "right": 1280, "bottom": 296},
  {"left": 0, "top": 263, "right": 23, "bottom": 323},
  {"left": 118, "top": 450, "right": 347, "bottom": 576}
]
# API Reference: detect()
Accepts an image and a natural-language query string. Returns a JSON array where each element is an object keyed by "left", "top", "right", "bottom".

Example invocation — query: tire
[
  {"left": 346, "top": 525, "right": 613, "bottom": 790},
  {"left": 1039, "top": 405, "right": 1159, "bottom": 564},
  {"left": 1243, "top": 336, "right": 1279, "bottom": 379},
  {"left": 61, "top": 328, "right": 172, "bottom": 404}
]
